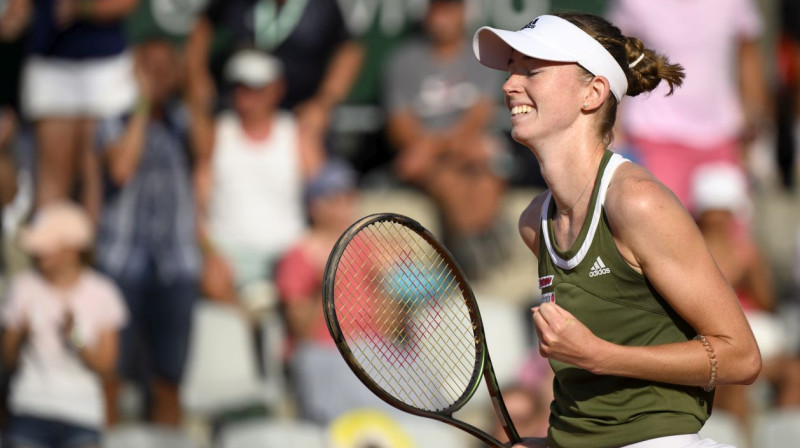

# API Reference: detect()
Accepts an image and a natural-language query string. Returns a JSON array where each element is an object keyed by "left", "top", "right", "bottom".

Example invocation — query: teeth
[{"left": 511, "top": 105, "right": 533, "bottom": 116}]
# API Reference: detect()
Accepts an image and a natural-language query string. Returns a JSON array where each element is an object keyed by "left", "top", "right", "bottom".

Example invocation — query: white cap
[
  {"left": 691, "top": 163, "right": 750, "bottom": 215},
  {"left": 21, "top": 201, "right": 94, "bottom": 255},
  {"left": 225, "top": 49, "right": 283, "bottom": 88},
  {"left": 473, "top": 15, "right": 628, "bottom": 101}
]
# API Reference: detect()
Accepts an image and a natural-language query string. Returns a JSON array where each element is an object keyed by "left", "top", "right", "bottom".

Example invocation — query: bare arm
[
  {"left": 518, "top": 192, "right": 549, "bottom": 259},
  {"left": 67, "top": 0, "right": 138, "bottom": 22},
  {"left": 741, "top": 245, "right": 775, "bottom": 312},
  {"left": 0, "top": 109, "right": 18, "bottom": 205},
  {"left": 739, "top": 39, "right": 772, "bottom": 141},
  {"left": 1, "top": 326, "right": 27, "bottom": 370},
  {"left": 534, "top": 165, "right": 761, "bottom": 387},
  {"left": 295, "top": 40, "right": 365, "bottom": 135},
  {"left": 0, "top": 0, "right": 31, "bottom": 41},
  {"left": 313, "top": 40, "right": 364, "bottom": 109},
  {"left": 283, "top": 295, "right": 321, "bottom": 342},
  {"left": 103, "top": 105, "right": 149, "bottom": 186},
  {"left": 74, "top": 329, "right": 119, "bottom": 378}
]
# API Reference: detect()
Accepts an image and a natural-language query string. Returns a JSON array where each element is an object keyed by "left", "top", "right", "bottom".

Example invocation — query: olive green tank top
[{"left": 538, "top": 150, "right": 713, "bottom": 448}]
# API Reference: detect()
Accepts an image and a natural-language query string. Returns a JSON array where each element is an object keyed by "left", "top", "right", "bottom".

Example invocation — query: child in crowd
[{"left": 1, "top": 201, "right": 127, "bottom": 448}]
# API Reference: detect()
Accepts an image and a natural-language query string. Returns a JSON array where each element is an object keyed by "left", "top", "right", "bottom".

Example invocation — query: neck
[
  {"left": 239, "top": 112, "right": 275, "bottom": 140},
  {"left": 535, "top": 135, "right": 606, "bottom": 219},
  {"left": 44, "top": 264, "right": 83, "bottom": 289}
]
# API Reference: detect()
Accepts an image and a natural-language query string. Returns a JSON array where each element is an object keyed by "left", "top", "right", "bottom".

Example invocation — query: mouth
[{"left": 510, "top": 105, "right": 534, "bottom": 118}]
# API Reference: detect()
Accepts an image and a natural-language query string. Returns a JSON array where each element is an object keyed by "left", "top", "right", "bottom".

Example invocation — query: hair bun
[{"left": 624, "top": 36, "right": 685, "bottom": 97}]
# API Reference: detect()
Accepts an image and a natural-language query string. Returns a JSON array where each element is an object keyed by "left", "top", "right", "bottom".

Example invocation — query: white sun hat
[{"left": 473, "top": 15, "right": 628, "bottom": 101}]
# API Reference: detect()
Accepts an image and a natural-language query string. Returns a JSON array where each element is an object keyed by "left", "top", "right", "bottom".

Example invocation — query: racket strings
[{"left": 333, "top": 221, "right": 479, "bottom": 412}]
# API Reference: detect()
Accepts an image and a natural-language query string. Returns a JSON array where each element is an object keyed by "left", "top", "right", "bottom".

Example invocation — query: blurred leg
[
  {"left": 148, "top": 276, "right": 198, "bottom": 426},
  {"left": 77, "top": 118, "right": 101, "bottom": 223},
  {"left": 35, "top": 118, "right": 81, "bottom": 206}
]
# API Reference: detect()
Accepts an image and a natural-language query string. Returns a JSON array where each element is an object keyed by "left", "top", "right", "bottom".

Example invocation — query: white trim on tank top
[{"left": 540, "top": 153, "right": 629, "bottom": 270}]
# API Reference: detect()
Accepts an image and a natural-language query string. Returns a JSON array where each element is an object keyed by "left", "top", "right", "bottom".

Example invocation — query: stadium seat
[
  {"left": 753, "top": 409, "right": 800, "bottom": 448},
  {"left": 181, "top": 301, "right": 272, "bottom": 416},
  {"left": 103, "top": 424, "right": 196, "bottom": 448},
  {"left": 218, "top": 419, "right": 325, "bottom": 448},
  {"left": 699, "top": 411, "right": 749, "bottom": 448}
]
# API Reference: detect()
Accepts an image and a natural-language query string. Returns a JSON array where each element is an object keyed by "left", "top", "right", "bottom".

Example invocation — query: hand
[
  {"left": 54, "top": 0, "right": 80, "bottom": 29},
  {"left": 532, "top": 303, "right": 602, "bottom": 371},
  {"left": 201, "top": 253, "right": 237, "bottom": 304}
]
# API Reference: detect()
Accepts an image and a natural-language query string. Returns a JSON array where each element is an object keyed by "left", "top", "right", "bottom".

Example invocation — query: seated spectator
[
  {"left": 275, "top": 160, "right": 386, "bottom": 424},
  {"left": 195, "top": 49, "right": 323, "bottom": 304},
  {"left": 1, "top": 201, "right": 127, "bottom": 448},
  {"left": 384, "top": 0, "right": 510, "bottom": 281},
  {"left": 94, "top": 38, "right": 201, "bottom": 426},
  {"left": 692, "top": 164, "right": 800, "bottom": 427}
]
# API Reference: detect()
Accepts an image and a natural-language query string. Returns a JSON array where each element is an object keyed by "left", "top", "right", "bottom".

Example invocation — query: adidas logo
[{"left": 589, "top": 256, "right": 611, "bottom": 277}]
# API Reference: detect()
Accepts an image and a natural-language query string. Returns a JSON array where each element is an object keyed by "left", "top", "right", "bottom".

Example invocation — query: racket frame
[{"left": 323, "top": 213, "right": 521, "bottom": 447}]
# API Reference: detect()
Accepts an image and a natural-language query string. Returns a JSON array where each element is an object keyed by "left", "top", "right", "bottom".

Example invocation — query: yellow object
[{"left": 328, "top": 409, "right": 415, "bottom": 448}]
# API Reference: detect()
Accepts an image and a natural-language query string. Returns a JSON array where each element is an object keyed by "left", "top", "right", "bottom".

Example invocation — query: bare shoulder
[
  {"left": 604, "top": 162, "right": 687, "bottom": 227},
  {"left": 518, "top": 190, "right": 550, "bottom": 257},
  {"left": 604, "top": 161, "right": 699, "bottom": 270}
]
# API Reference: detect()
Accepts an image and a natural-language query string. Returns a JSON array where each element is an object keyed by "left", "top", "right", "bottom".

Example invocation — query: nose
[{"left": 503, "top": 73, "right": 523, "bottom": 103}]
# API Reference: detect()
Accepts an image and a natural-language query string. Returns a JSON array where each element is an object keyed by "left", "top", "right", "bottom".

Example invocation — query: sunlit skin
[{"left": 505, "top": 48, "right": 760, "bottom": 448}]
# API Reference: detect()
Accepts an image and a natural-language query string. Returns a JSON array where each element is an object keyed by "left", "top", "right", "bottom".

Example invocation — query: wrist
[
  {"left": 134, "top": 97, "right": 151, "bottom": 116},
  {"left": 586, "top": 338, "right": 613, "bottom": 376}
]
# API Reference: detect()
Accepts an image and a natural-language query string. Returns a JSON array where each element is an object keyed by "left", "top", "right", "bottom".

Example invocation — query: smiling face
[{"left": 503, "top": 51, "right": 593, "bottom": 146}]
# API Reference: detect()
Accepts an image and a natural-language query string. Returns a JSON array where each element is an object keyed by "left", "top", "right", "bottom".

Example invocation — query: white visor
[{"left": 473, "top": 15, "right": 628, "bottom": 101}]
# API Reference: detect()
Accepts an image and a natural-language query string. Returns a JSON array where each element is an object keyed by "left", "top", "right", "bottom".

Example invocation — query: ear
[{"left": 581, "top": 76, "right": 612, "bottom": 112}]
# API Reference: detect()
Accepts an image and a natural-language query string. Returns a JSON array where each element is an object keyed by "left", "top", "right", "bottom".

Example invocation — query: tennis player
[{"left": 473, "top": 13, "right": 761, "bottom": 448}]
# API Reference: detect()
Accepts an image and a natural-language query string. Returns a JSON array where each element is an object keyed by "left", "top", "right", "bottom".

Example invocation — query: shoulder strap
[{"left": 540, "top": 153, "right": 629, "bottom": 270}]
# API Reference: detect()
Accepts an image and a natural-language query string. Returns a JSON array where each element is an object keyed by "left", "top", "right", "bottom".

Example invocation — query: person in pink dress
[{"left": 607, "top": 0, "right": 771, "bottom": 214}]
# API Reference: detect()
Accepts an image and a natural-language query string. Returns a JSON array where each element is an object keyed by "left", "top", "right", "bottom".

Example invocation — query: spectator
[
  {"left": 693, "top": 163, "right": 800, "bottom": 427},
  {"left": 185, "top": 0, "right": 364, "bottom": 138},
  {"left": 11, "top": 0, "right": 139, "bottom": 219},
  {"left": 384, "top": 0, "right": 510, "bottom": 280},
  {"left": 94, "top": 39, "right": 202, "bottom": 426},
  {"left": 195, "top": 49, "right": 322, "bottom": 305},
  {"left": 607, "top": 0, "right": 771, "bottom": 214},
  {"left": 1, "top": 201, "right": 127, "bottom": 448},
  {"left": 275, "top": 159, "right": 386, "bottom": 424},
  {"left": 490, "top": 385, "right": 549, "bottom": 441}
]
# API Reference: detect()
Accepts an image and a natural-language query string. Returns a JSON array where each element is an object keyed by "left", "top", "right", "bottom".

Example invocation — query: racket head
[{"left": 323, "top": 213, "right": 487, "bottom": 417}]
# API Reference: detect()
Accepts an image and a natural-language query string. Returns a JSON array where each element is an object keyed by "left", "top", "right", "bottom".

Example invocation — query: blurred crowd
[{"left": 0, "top": 0, "right": 799, "bottom": 447}]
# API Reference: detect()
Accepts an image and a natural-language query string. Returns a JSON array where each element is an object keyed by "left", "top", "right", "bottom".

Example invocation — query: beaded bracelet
[{"left": 694, "top": 335, "right": 718, "bottom": 391}]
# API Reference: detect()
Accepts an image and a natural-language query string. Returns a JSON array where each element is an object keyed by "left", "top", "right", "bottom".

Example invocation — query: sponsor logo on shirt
[
  {"left": 539, "top": 275, "right": 554, "bottom": 289},
  {"left": 589, "top": 256, "right": 611, "bottom": 277},
  {"left": 541, "top": 292, "right": 556, "bottom": 304}
]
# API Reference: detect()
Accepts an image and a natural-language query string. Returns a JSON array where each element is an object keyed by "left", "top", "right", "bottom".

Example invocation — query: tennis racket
[{"left": 323, "top": 213, "right": 521, "bottom": 447}]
